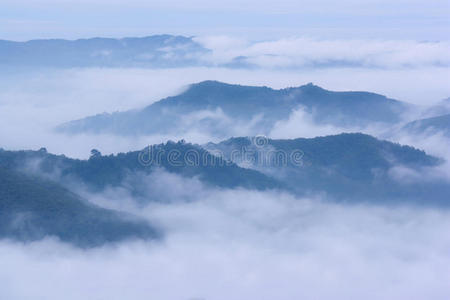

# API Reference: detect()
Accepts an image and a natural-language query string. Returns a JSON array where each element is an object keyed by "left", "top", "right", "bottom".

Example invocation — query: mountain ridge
[
  {"left": 0, "top": 35, "right": 209, "bottom": 68},
  {"left": 2, "top": 132, "right": 448, "bottom": 205},
  {"left": 403, "top": 113, "right": 450, "bottom": 137},
  {"left": 58, "top": 81, "right": 411, "bottom": 136},
  {"left": 204, "top": 132, "right": 448, "bottom": 204}
]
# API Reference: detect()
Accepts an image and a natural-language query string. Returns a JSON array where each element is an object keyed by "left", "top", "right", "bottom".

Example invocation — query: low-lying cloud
[{"left": 1, "top": 178, "right": 450, "bottom": 300}]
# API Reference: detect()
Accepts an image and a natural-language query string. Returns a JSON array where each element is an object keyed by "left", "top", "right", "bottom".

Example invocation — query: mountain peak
[
  {"left": 183, "top": 81, "right": 274, "bottom": 96},
  {"left": 190, "top": 81, "right": 326, "bottom": 92},
  {"left": 190, "top": 80, "right": 233, "bottom": 88},
  {"left": 297, "top": 82, "right": 326, "bottom": 93}
]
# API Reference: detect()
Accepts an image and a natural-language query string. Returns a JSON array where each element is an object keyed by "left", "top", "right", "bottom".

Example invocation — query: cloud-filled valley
[{"left": 2, "top": 187, "right": 450, "bottom": 300}]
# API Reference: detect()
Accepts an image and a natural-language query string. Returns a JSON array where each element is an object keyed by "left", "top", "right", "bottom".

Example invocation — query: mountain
[
  {"left": 422, "top": 97, "right": 450, "bottom": 118},
  {"left": 0, "top": 166, "right": 158, "bottom": 247},
  {"left": 0, "top": 142, "right": 280, "bottom": 198},
  {"left": 205, "top": 133, "right": 449, "bottom": 205},
  {"left": 2, "top": 133, "right": 449, "bottom": 206},
  {"left": 403, "top": 114, "right": 450, "bottom": 137},
  {"left": 57, "top": 81, "right": 410, "bottom": 136},
  {"left": 0, "top": 35, "right": 208, "bottom": 68}
]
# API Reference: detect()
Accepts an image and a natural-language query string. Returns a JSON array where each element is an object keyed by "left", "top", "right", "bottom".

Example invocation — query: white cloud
[
  {"left": 196, "top": 37, "right": 450, "bottom": 69},
  {"left": 1, "top": 183, "right": 450, "bottom": 300},
  {"left": 386, "top": 131, "right": 450, "bottom": 184},
  {"left": 269, "top": 107, "right": 356, "bottom": 139}
]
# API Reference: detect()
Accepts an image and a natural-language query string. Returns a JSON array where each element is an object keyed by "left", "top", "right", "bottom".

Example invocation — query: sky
[{"left": 1, "top": 0, "right": 449, "bottom": 41}]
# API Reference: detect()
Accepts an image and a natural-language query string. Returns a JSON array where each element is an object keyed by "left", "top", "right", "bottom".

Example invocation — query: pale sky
[{"left": 1, "top": 0, "right": 449, "bottom": 41}]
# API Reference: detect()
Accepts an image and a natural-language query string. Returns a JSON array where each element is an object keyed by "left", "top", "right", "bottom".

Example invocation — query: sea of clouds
[
  {"left": 1, "top": 176, "right": 450, "bottom": 299},
  {"left": 1, "top": 35, "right": 450, "bottom": 299}
]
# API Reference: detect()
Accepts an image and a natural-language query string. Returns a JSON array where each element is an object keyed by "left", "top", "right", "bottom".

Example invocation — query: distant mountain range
[
  {"left": 2, "top": 35, "right": 447, "bottom": 70},
  {"left": 57, "top": 81, "right": 411, "bottom": 137},
  {"left": 0, "top": 35, "right": 208, "bottom": 68}
]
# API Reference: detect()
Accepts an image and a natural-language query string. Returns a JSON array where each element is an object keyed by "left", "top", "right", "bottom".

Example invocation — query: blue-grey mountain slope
[
  {"left": 422, "top": 97, "right": 450, "bottom": 118},
  {"left": 2, "top": 133, "right": 448, "bottom": 206},
  {"left": 0, "top": 142, "right": 279, "bottom": 199},
  {"left": 58, "top": 81, "right": 411, "bottom": 136},
  {"left": 0, "top": 35, "right": 208, "bottom": 68},
  {"left": 205, "top": 133, "right": 449, "bottom": 205},
  {"left": 0, "top": 166, "right": 158, "bottom": 247},
  {"left": 403, "top": 114, "right": 450, "bottom": 137}
]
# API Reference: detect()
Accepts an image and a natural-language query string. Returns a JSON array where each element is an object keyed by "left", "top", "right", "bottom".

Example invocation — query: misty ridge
[
  {"left": 0, "top": 35, "right": 209, "bottom": 68},
  {"left": 1, "top": 33, "right": 450, "bottom": 299},
  {"left": 56, "top": 80, "right": 409, "bottom": 137},
  {"left": 2, "top": 34, "right": 450, "bottom": 70}
]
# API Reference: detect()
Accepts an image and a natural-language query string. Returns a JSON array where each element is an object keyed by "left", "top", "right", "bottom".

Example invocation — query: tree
[{"left": 90, "top": 149, "right": 102, "bottom": 159}]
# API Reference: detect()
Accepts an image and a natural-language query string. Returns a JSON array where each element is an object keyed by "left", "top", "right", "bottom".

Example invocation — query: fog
[
  {"left": 1, "top": 65, "right": 449, "bottom": 158},
  {"left": 196, "top": 37, "right": 450, "bottom": 69},
  {"left": 1, "top": 177, "right": 450, "bottom": 299}
]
